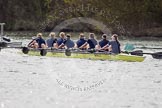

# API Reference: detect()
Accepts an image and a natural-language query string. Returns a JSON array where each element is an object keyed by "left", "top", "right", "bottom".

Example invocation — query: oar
[
  {"left": 65, "top": 48, "right": 97, "bottom": 56},
  {"left": 124, "top": 50, "right": 162, "bottom": 59},
  {"left": 0, "top": 42, "right": 7, "bottom": 47},
  {"left": 22, "top": 47, "right": 30, "bottom": 54},
  {"left": 2, "top": 36, "right": 11, "bottom": 42},
  {"left": 7, "top": 42, "right": 22, "bottom": 47},
  {"left": 139, "top": 52, "right": 162, "bottom": 59},
  {"left": 65, "top": 49, "right": 71, "bottom": 56},
  {"left": 40, "top": 49, "right": 47, "bottom": 56},
  {"left": 22, "top": 46, "right": 162, "bottom": 59},
  {"left": 22, "top": 47, "right": 97, "bottom": 57},
  {"left": 0, "top": 41, "right": 22, "bottom": 48},
  {"left": 151, "top": 52, "right": 162, "bottom": 59},
  {"left": 0, "top": 46, "right": 53, "bottom": 56},
  {"left": 22, "top": 47, "right": 47, "bottom": 56},
  {"left": 22, "top": 47, "right": 64, "bottom": 56}
]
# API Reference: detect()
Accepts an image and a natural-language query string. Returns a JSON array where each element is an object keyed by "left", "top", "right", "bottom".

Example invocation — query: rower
[
  {"left": 64, "top": 34, "right": 75, "bottom": 49},
  {"left": 56, "top": 32, "right": 66, "bottom": 49},
  {"left": 28, "top": 33, "right": 46, "bottom": 49},
  {"left": 28, "top": 36, "right": 36, "bottom": 48},
  {"left": 108, "top": 34, "right": 121, "bottom": 54},
  {"left": 87, "top": 33, "right": 98, "bottom": 49},
  {"left": 46, "top": 32, "right": 57, "bottom": 48},
  {"left": 76, "top": 33, "right": 87, "bottom": 50},
  {"left": 97, "top": 34, "right": 110, "bottom": 51}
]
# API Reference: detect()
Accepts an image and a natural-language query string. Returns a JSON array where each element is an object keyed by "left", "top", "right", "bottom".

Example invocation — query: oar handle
[{"left": 141, "top": 52, "right": 162, "bottom": 56}]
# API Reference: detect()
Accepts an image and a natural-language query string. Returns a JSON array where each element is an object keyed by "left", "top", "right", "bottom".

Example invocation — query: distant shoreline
[{"left": 3, "top": 31, "right": 162, "bottom": 41}]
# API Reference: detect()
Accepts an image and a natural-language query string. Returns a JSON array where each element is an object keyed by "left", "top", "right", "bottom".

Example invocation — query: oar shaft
[
  {"left": 24, "top": 47, "right": 112, "bottom": 54},
  {"left": 0, "top": 46, "right": 23, "bottom": 49},
  {"left": 141, "top": 52, "right": 153, "bottom": 55}
]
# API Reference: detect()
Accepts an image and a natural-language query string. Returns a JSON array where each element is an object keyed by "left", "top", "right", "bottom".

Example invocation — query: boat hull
[{"left": 27, "top": 50, "right": 145, "bottom": 62}]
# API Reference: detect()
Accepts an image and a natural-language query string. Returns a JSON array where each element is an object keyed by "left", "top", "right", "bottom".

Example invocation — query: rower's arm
[
  {"left": 53, "top": 43, "right": 58, "bottom": 49},
  {"left": 74, "top": 43, "right": 78, "bottom": 48},
  {"left": 28, "top": 40, "right": 36, "bottom": 47},
  {"left": 100, "top": 44, "right": 109, "bottom": 50},
  {"left": 58, "top": 43, "right": 65, "bottom": 49},
  {"left": 79, "top": 42, "right": 88, "bottom": 49},
  {"left": 108, "top": 45, "right": 112, "bottom": 51},
  {"left": 96, "top": 44, "right": 101, "bottom": 50}
]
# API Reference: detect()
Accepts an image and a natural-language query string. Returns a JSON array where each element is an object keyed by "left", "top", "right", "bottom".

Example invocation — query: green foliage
[{"left": 0, "top": 0, "right": 162, "bottom": 36}]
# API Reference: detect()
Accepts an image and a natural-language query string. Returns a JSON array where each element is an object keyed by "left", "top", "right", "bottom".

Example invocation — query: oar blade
[
  {"left": 65, "top": 49, "right": 71, "bottom": 56},
  {"left": 130, "top": 50, "right": 143, "bottom": 56},
  {"left": 0, "top": 42, "right": 7, "bottom": 47},
  {"left": 22, "top": 47, "right": 29, "bottom": 54},
  {"left": 40, "top": 49, "right": 47, "bottom": 56},
  {"left": 2, "top": 36, "right": 11, "bottom": 42},
  {"left": 152, "top": 52, "right": 162, "bottom": 59},
  {"left": 87, "top": 49, "right": 96, "bottom": 53}
]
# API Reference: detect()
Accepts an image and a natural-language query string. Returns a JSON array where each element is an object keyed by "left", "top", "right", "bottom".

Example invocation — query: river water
[{"left": 0, "top": 37, "right": 162, "bottom": 108}]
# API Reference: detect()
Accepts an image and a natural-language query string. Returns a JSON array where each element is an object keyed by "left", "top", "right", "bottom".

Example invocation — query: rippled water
[{"left": 0, "top": 37, "right": 162, "bottom": 108}]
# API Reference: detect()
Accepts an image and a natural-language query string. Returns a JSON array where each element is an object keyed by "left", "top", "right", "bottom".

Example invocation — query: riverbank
[
  {"left": 132, "top": 27, "right": 162, "bottom": 38},
  {"left": 4, "top": 31, "right": 162, "bottom": 41}
]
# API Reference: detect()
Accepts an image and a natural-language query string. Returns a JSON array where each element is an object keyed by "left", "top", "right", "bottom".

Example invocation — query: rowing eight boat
[{"left": 26, "top": 49, "right": 145, "bottom": 62}]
